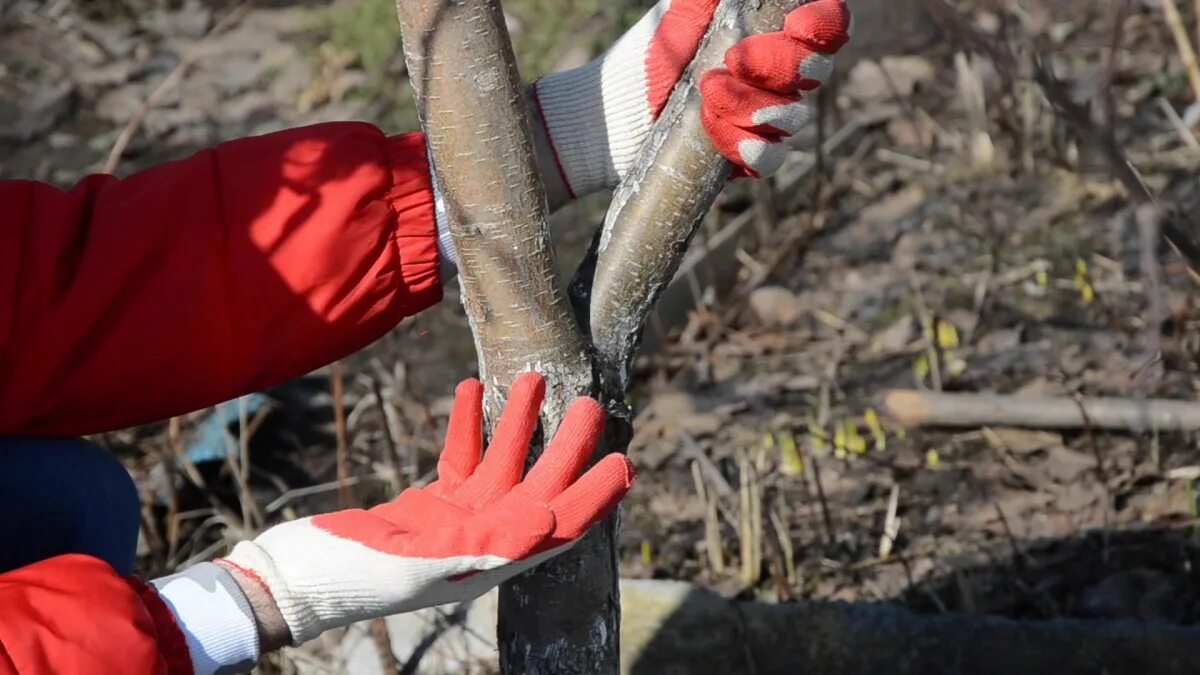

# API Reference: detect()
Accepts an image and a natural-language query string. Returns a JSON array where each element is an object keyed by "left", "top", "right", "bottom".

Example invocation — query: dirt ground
[{"left": 7, "top": 0, "right": 1200, "bottom": 670}]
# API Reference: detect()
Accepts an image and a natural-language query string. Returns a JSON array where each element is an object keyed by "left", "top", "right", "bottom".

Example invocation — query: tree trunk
[
  {"left": 391, "top": 0, "right": 592, "bottom": 423},
  {"left": 393, "top": 1, "right": 810, "bottom": 672},
  {"left": 392, "top": 1, "right": 613, "bottom": 671}
]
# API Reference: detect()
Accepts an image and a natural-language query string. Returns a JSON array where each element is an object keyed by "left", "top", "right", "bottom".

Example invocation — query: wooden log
[
  {"left": 356, "top": 579, "right": 1200, "bottom": 675},
  {"left": 883, "top": 389, "right": 1200, "bottom": 432},
  {"left": 620, "top": 579, "right": 1200, "bottom": 675}
]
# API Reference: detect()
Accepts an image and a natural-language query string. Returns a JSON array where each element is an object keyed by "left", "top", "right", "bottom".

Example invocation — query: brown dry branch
[
  {"left": 331, "top": 361, "right": 351, "bottom": 509},
  {"left": 1134, "top": 205, "right": 1168, "bottom": 409},
  {"left": 884, "top": 389, "right": 1200, "bottom": 431},
  {"left": 1160, "top": 0, "right": 1200, "bottom": 104},
  {"left": 1195, "top": 0, "right": 1200, "bottom": 53},
  {"left": 102, "top": 1, "right": 251, "bottom": 174}
]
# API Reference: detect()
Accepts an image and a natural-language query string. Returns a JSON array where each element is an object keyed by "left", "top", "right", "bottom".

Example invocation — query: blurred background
[{"left": 6, "top": 0, "right": 1200, "bottom": 671}]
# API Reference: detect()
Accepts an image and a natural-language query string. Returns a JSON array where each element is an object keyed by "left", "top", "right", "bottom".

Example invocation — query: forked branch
[
  {"left": 394, "top": 1, "right": 814, "bottom": 672},
  {"left": 392, "top": 2, "right": 606, "bottom": 672}
]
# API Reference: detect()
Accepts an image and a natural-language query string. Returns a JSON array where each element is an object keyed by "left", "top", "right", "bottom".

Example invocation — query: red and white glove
[
  {"left": 216, "top": 373, "right": 635, "bottom": 645},
  {"left": 534, "top": 0, "right": 852, "bottom": 193}
]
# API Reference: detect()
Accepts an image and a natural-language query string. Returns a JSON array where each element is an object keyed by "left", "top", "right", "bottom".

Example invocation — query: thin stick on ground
[
  {"left": 878, "top": 484, "right": 901, "bottom": 559},
  {"left": 221, "top": 403, "right": 258, "bottom": 537},
  {"left": 331, "top": 361, "right": 350, "bottom": 509},
  {"left": 1135, "top": 204, "right": 1167, "bottom": 394},
  {"left": 692, "top": 459, "right": 726, "bottom": 575},
  {"left": 1098, "top": 0, "right": 1131, "bottom": 129},
  {"left": 369, "top": 375, "right": 406, "bottom": 492},
  {"left": 1161, "top": 0, "right": 1200, "bottom": 104},
  {"left": 165, "top": 417, "right": 184, "bottom": 563},
  {"left": 1195, "top": 0, "right": 1200, "bottom": 56},
  {"left": 370, "top": 618, "right": 400, "bottom": 675},
  {"left": 102, "top": 1, "right": 252, "bottom": 173},
  {"left": 884, "top": 389, "right": 1200, "bottom": 431},
  {"left": 809, "top": 345, "right": 844, "bottom": 545}
]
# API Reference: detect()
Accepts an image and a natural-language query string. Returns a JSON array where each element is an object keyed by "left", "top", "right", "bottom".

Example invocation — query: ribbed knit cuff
[
  {"left": 534, "top": 62, "right": 617, "bottom": 197},
  {"left": 426, "top": 144, "right": 457, "bottom": 276},
  {"left": 152, "top": 563, "right": 260, "bottom": 675},
  {"left": 532, "top": 3, "right": 661, "bottom": 197}
]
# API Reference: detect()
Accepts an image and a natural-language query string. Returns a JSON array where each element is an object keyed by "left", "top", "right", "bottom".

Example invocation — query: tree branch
[
  {"left": 393, "top": 0, "right": 592, "bottom": 425},
  {"left": 584, "top": 0, "right": 812, "bottom": 393}
]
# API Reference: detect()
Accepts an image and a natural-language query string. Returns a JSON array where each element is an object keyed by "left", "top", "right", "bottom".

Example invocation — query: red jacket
[{"left": 0, "top": 122, "right": 443, "bottom": 673}]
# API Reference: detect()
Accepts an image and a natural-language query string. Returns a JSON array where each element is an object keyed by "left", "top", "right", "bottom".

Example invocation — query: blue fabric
[
  {"left": 185, "top": 393, "right": 271, "bottom": 464},
  {"left": 0, "top": 437, "right": 140, "bottom": 575}
]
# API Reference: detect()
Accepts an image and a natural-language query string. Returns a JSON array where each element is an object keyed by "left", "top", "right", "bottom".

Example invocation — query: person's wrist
[{"left": 222, "top": 563, "right": 292, "bottom": 652}]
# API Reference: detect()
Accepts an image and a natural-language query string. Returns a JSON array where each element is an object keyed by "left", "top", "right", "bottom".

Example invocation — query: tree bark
[
  {"left": 392, "top": 0, "right": 592, "bottom": 423},
  {"left": 394, "top": 1, "right": 810, "bottom": 672},
  {"left": 586, "top": 0, "right": 810, "bottom": 394},
  {"left": 391, "top": 2, "right": 611, "bottom": 673}
]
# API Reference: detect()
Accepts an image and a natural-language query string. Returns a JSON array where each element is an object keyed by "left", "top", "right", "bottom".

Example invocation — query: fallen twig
[
  {"left": 102, "top": 1, "right": 252, "bottom": 173},
  {"left": 884, "top": 390, "right": 1200, "bottom": 431},
  {"left": 1161, "top": 0, "right": 1200, "bottom": 104},
  {"left": 331, "top": 360, "right": 350, "bottom": 508}
]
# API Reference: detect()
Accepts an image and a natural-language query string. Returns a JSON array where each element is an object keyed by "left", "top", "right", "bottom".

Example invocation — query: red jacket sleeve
[
  {"left": 0, "top": 554, "right": 192, "bottom": 675},
  {"left": 0, "top": 122, "right": 442, "bottom": 435}
]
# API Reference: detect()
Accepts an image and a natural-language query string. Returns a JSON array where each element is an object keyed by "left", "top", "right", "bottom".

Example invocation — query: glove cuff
[
  {"left": 151, "top": 562, "right": 260, "bottom": 675},
  {"left": 221, "top": 537, "right": 328, "bottom": 646},
  {"left": 425, "top": 144, "right": 457, "bottom": 280},
  {"left": 533, "top": 41, "right": 657, "bottom": 197}
]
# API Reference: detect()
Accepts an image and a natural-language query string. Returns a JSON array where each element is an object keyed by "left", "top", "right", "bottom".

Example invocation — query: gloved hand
[
  {"left": 534, "top": 0, "right": 852, "bottom": 192},
  {"left": 217, "top": 373, "right": 635, "bottom": 645}
]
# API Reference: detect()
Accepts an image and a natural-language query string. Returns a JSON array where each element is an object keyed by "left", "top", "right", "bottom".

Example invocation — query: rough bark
[
  {"left": 392, "top": 1, "right": 816, "bottom": 672},
  {"left": 391, "top": 2, "right": 611, "bottom": 673}
]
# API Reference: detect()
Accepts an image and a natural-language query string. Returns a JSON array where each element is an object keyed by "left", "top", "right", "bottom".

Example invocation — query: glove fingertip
[
  {"left": 455, "top": 377, "right": 484, "bottom": 398},
  {"left": 565, "top": 396, "right": 606, "bottom": 433},
  {"left": 784, "top": 0, "right": 853, "bottom": 53},
  {"left": 737, "top": 137, "right": 787, "bottom": 178},
  {"left": 509, "top": 371, "right": 548, "bottom": 415},
  {"left": 549, "top": 454, "right": 637, "bottom": 540}
]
